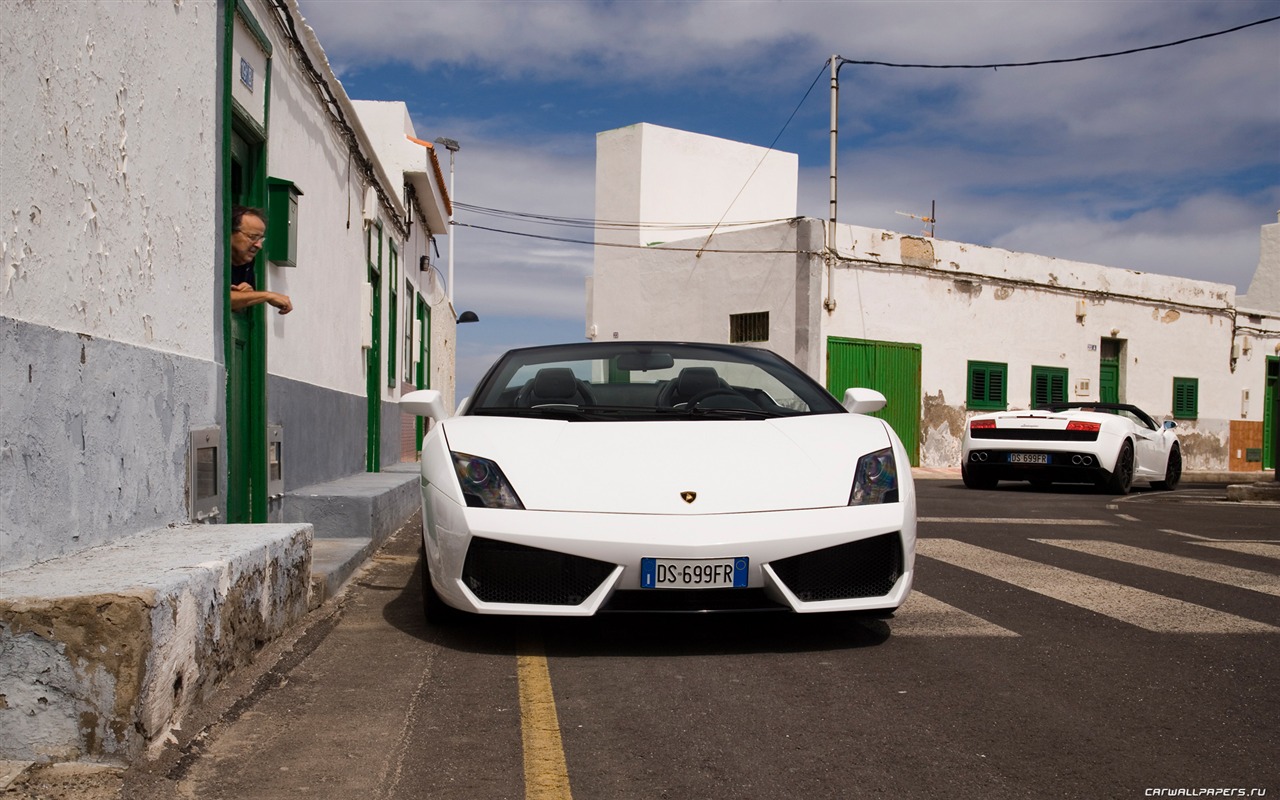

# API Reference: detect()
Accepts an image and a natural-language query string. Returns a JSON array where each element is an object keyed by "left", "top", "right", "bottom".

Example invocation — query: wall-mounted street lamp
[{"left": 457, "top": 311, "right": 479, "bottom": 324}]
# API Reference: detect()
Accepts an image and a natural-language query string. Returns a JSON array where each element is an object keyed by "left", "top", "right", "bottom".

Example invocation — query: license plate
[
  {"left": 1009, "top": 452, "right": 1049, "bottom": 464},
  {"left": 640, "top": 557, "right": 748, "bottom": 589}
]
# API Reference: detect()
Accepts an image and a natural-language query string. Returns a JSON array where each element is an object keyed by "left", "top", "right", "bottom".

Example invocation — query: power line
[
  {"left": 454, "top": 221, "right": 809, "bottom": 255},
  {"left": 837, "top": 15, "right": 1280, "bottom": 71}
]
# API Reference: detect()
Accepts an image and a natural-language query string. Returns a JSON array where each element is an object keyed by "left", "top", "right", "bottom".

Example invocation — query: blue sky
[{"left": 296, "top": 0, "right": 1280, "bottom": 398}]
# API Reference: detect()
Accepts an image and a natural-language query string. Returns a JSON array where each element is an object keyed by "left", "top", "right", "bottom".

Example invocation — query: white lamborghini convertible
[
  {"left": 400, "top": 341, "right": 916, "bottom": 620},
  {"left": 962, "top": 402, "right": 1182, "bottom": 493}
]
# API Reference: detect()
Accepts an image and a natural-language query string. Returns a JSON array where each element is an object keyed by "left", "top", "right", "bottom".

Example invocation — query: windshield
[{"left": 466, "top": 342, "right": 845, "bottom": 420}]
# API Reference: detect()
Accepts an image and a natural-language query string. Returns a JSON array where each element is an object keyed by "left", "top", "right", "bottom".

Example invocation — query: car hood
[{"left": 438, "top": 414, "right": 893, "bottom": 514}]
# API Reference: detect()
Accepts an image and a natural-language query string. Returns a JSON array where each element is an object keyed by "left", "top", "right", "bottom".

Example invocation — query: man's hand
[{"left": 231, "top": 285, "right": 293, "bottom": 314}]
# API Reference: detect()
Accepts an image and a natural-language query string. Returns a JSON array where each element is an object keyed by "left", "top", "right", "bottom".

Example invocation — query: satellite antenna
[{"left": 894, "top": 200, "right": 936, "bottom": 238}]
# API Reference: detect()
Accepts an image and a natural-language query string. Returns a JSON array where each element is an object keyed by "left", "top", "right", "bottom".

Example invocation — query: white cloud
[{"left": 300, "top": 0, "right": 1279, "bottom": 315}]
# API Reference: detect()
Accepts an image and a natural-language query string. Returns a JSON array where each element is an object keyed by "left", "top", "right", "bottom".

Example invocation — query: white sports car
[
  {"left": 961, "top": 402, "right": 1182, "bottom": 493},
  {"left": 400, "top": 341, "right": 916, "bottom": 620}
]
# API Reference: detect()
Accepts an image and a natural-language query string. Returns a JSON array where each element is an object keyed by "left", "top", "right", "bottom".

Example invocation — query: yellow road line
[{"left": 517, "top": 638, "right": 573, "bottom": 800}]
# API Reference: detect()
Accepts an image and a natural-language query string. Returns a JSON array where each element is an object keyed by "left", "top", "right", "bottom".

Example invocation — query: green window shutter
[
  {"left": 1031, "top": 366, "right": 1068, "bottom": 407},
  {"left": 1172, "top": 377, "right": 1198, "bottom": 420},
  {"left": 968, "top": 361, "right": 1007, "bottom": 410}
]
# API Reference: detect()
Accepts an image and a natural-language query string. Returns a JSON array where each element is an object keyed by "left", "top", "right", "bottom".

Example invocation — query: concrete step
[
  {"left": 0, "top": 524, "right": 312, "bottom": 763},
  {"left": 286, "top": 462, "right": 421, "bottom": 607}
]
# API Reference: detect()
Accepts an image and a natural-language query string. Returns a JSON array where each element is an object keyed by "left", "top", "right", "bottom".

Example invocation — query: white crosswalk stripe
[
  {"left": 912, "top": 539, "right": 1280, "bottom": 634},
  {"left": 1034, "top": 539, "right": 1280, "bottom": 598},
  {"left": 890, "top": 592, "right": 1019, "bottom": 638},
  {"left": 1191, "top": 541, "right": 1280, "bottom": 562}
]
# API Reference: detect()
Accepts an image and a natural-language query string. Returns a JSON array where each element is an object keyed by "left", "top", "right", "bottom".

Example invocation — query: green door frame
[
  {"left": 1265, "top": 356, "right": 1278, "bottom": 471},
  {"left": 415, "top": 294, "right": 430, "bottom": 450},
  {"left": 223, "top": 1, "right": 272, "bottom": 523},
  {"left": 366, "top": 223, "right": 383, "bottom": 472}
]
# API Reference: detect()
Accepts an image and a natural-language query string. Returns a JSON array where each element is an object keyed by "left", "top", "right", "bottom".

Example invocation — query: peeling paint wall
[
  {"left": 1, "top": 1, "right": 216, "bottom": 352},
  {"left": 0, "top": 2, "right": 220, "bottom": 572}
]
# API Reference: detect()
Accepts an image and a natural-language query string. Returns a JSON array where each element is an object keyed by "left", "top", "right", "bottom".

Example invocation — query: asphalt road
[{"left": 24, "top": 479, "right": 1280, "bottom": 800}]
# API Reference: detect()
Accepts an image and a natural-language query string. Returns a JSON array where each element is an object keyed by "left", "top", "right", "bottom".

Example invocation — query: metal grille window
[
  {"left": 730, "top": 311, "right": 769, "bottom": 343},
  {"left": 1172, "top": 376, "right": 1198, "bottom": 420},
  {"left": 968, "top": 360, "right": 1007, "bottom": 411},
  {"left": 1031, "top": 366, "right": 1068, "bottom": 408}
]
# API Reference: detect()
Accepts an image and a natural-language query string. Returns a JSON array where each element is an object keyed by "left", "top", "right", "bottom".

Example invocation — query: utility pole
[{"left": 434, "top": 137, "right": 460, "bottom": 305}]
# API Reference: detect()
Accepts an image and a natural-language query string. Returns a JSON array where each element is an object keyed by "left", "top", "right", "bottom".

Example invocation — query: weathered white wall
[
  {"left": 1, "top": 0, "right": 217, "bottom": 354},
  {"left": 1, "top": 1, "right": 221, "bottom": 571},
  {"left": 823, "top": 225, "right": 1242, "bottom": 469},
  {"left": 595, "top": 123, "right": 798, "bottom": 248}
]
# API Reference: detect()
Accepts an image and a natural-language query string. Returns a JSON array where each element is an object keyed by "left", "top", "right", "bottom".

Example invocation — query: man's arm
[{"left": 231, "top": 283, "right": 293, "bottom": 314}]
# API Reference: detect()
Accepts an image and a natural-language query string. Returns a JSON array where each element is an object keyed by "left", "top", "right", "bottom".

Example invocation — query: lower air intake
[
  {"left": 771, "top": 532, "right": 904, "bottom": 602},
  {"left": 463, "top": 538, "right": 614, "bottom": 605}
]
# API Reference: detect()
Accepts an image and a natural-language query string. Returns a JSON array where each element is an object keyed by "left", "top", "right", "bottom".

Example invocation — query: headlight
[
  {"left": 849, "top": 447, "right": 899, "bottom": 505},
  {"left": 452, "top": 452, "right": 524, "bottom": 509}
]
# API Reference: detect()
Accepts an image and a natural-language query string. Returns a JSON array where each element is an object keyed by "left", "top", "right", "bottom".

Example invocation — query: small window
[
  {"left": 730, "top": 311, "right": 769, "bottom": 343},
  {"left": 1172, "top": 377, "right": 1198, "bottom": 420},
  {"left": 968, "top": 360, "right": 1007, "bottom": 411},
  {"left": 1031, "top": 366, "right": 1068, "bottom": 408}
]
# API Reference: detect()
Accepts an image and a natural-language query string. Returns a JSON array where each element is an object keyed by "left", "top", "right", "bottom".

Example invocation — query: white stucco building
[
  {"left": 1, "top": 0, "right": 461, "bottom": 761},
  {"left": 588, "top": 124, "right": 1280, "bottom": 473}
]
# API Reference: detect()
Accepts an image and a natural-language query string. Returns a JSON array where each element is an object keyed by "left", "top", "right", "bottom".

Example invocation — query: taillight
[
  {"left": 1066, "top": 421, "right": 1101, "bottom": 432},
  {"left": 970, "top": 419, "right": 996, "bottom": 430}
]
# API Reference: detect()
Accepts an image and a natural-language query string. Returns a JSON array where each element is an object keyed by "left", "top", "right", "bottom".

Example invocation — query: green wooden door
[
  {"left": 827, "top": 337, "right": 921, "bottom": 466},
  {"left": 1099, "top": 358, "right": 1120, "bottom": 404},
  {"left": 227, "top": 128, "right": 267, "bottom": 523}
]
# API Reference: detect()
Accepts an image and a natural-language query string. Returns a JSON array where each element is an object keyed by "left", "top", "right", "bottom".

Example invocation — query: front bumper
[{"left": 423, "top": 491, "right": 915, "bottom": 616}]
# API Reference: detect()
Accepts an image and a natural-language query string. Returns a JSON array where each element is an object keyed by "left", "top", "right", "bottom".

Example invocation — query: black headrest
[
  {"left": 532, "top": 368, "right": 578, "bottom": 399},
  {"left": 677, "top": 367, "right": 720, "bottom": 396}
]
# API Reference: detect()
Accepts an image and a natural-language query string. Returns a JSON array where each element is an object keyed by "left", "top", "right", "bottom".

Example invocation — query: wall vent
[{"left": 730, "top": 311, "right": 769, "bottom": 343}]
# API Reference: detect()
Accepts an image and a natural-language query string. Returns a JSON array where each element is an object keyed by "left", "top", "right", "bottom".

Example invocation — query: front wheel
[
  {"left": 1152, "top": 445, "right": 1182, "bottom": 491},
  {"left": 1105, "top": 440, "right": 1135, "bottom": 495}
]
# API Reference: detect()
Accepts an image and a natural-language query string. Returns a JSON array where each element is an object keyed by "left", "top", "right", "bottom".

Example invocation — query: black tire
[
  {"left": 1105, "top": 440, "right": 1135, "bottom": 495},
  {"left": 1152, "top": 444, "right": 1182, "bottom": 491},
  {"left": 962, "top": 463, "right": 997, "bottom": 490},
  {"left": 419, "top": 540, "right": 460, "bottom": 626}
]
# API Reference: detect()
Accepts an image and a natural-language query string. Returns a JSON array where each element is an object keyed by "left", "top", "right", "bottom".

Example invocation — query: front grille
[
  {"left": 462, "top": 538, "right": 614, "bottom": 605},
  {"left": 771, "top": 533, "right": 903, "bottom": 602},
  {"left": 970, "top": 428, "right": 1099, "bottom": 441},
  {"left": 603, "top": 588, "right": 786, "bottom": 613}
]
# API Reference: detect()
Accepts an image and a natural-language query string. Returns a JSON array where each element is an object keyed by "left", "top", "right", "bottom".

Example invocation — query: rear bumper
[{"left": 964, "top": 448, "right": 1110, "bottom": 484}]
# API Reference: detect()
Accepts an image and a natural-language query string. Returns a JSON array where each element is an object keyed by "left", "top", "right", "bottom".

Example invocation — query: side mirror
[
  {"left": 1162, "top": 420, "right": 1178, "bottom": 430},
  {"left": 400, "top": 389, "right": 447, "bottom": 423},
  {"left": 842, "top": 387, "right": 887, "bottom": 415}
]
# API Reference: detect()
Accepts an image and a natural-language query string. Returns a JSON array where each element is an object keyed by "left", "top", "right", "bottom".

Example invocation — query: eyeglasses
[{"left": 235, "top": 230, "right": 266, "bottom": 244}]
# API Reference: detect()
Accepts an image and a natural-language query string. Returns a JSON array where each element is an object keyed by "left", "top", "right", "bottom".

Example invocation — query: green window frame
[
  {"left": 1172, "top": 377, "right": 1198, "bottom": 420},
  {"left": 1031, "top": 366, "right": 1068, "bottom": 408},
  {"left": 968, "top": 360, "right": 1007, "bottom": 411}
]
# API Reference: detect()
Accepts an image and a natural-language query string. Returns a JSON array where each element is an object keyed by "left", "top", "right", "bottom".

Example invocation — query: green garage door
[{"left": 827, "top": 337, "right": 921, "bottom": 467}]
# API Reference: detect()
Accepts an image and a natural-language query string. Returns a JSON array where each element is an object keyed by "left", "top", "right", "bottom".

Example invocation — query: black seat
[
  {"left": 657, "top": 366, "right": 725, "bottom": 407},
  {"left": 516, "top": 368, "right": 596, "bottom": 407}
]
